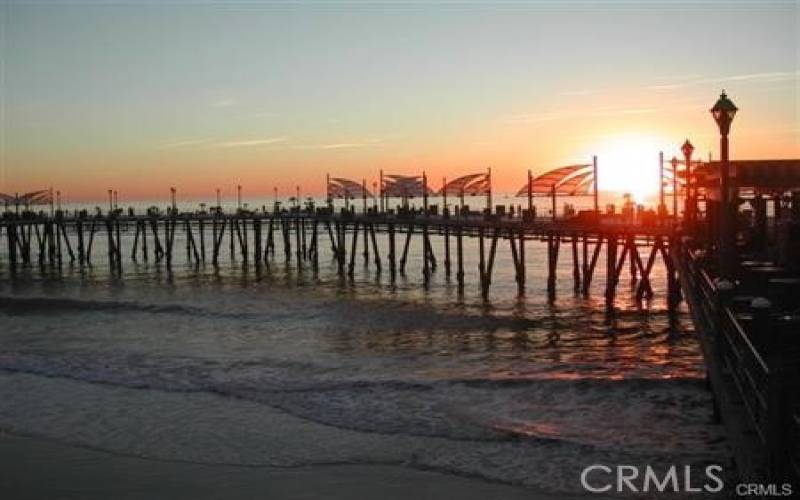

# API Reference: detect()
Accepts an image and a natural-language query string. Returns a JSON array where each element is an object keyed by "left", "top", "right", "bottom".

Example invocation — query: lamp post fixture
[
  {"left": 681, "top": 139, "right": 695, "bottom": 225},
  {"left": 671, "top": 156, "right": 679, "bottom": 221},
  {"left": 710, "top": 90, "right": 738, "bottom": 278},
  {"left": 237, "top": 184, "right": 242, "bottom": 210},
  {"left": 170, "top": 187, "right": 176, "bottom": 214}
]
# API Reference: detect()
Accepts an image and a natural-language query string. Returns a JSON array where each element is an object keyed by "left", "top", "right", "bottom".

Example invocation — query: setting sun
[{"left": 592, "top": 133, "right": 675, "bottom": 204}]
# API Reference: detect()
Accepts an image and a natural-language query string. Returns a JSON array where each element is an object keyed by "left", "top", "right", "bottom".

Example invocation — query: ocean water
[{"left": 0, "top": 221, "right": 730, "bottom": 496}]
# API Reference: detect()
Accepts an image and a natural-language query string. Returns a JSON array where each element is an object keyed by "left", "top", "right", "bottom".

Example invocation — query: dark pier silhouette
[{"left": 0, "top": 208, "right": 680, "bottom": 310}]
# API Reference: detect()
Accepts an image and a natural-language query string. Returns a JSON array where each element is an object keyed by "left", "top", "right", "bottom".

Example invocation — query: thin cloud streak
[
  {"left": 159, "top": 139, "right": 208, "bottom": 149},
  {"left": 294, "top": 138, "right": 391, "bottom": 150},
  {"left": 212, "top": 98, "right": 236, "bottom": 108},
  {"left": 217, "top": 137, "right": 289, "bottom": 148},
  {"left": 159, "top": 137, "right": 290, "bottom": 149},
  {"left": 648, "top": 70, "right": 799, "bottom": 91},
  {"left": 505, "top": 106, "right": 660, "bottom": 124},
  {"left": 558, "top": 89, "right": 594, "bottom": 97}
]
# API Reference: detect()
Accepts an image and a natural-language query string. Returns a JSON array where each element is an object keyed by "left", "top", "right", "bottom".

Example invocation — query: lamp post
[
  {"left": 658, "top": 151, "right": 665, "bottom": 218},
  {"left": 671, "top": 156, "right": 679, "bottom": 221},
  {"left": 442, "top": 177, "right": 447, "bottom": 212},
  {"left": 681, "top": 139, "right": 695, "bottom": 225},
  {"left": 592, "top": 155, "right": 599, "bottom": 214},
  {"left": 710, "top": 90, "right": 738, "bottom": 278},
  {"left": 237, "top": 184, "right": 242, "bottom": 210},
  {"left": 422, "top": 171, "right": 428, "bottom": 213}
]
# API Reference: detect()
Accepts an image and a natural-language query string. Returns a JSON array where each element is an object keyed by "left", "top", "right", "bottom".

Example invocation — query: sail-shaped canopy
[
  {"left": 383, "top": 175, "right": 435, "bottom": 197},
  {"left": 328, "top": 177, "right": 372, "bottom": 198},
  {"left": 0, "top": 190, "right": 52, "bottom": 205},
  {"left": 555, "top": 170, "right": 593, "bottom": 195},
  {"left": 438, "top": 173, "right": 490, "bottom": 196},
  {"left": 515, "top": 164, "right": 593, "bottom": 196}
]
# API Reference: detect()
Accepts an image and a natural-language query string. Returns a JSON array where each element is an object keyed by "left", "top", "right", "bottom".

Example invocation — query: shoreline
[{"left": 0, "top": 431, "right": 605, "bottom": 500}]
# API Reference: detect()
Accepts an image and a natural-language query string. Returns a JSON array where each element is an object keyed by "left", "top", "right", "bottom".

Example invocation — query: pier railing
[{"left": 678, "top": 241, "right": 799, "bottom": 482}]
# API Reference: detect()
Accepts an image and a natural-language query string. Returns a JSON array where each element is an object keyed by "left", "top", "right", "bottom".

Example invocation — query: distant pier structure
[
  {"left": 0, "top": 202, "right": 680, "bottom": 307},
  {"left": 0, "top": 164, "right": 684, "bottom": 308}
]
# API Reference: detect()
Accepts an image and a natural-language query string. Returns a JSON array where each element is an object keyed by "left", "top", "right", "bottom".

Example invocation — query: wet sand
[{"left": 1, "top": 432, "right": 604, "bottom": 500}]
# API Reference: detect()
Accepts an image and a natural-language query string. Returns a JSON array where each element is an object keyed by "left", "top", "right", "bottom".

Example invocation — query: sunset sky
[{"left": 1, "top": 1, "right": 798, "bottom": 203}]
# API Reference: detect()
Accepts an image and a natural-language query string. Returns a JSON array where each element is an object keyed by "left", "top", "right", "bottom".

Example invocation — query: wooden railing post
[{"left": 752, "top": 297, "right": 786, "bottom": 481}]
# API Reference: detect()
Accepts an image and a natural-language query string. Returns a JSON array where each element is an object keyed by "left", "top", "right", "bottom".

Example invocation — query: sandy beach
[{"left": 1, "top": 432, "right": 610, "bottom": 500}]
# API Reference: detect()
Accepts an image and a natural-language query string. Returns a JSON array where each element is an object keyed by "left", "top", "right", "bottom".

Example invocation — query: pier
[{"left": 0, "top": 208, "right": 679, "bottom": 309}]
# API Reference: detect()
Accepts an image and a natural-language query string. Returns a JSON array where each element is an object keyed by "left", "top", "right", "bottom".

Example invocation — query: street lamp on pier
[
  {"left": 710, "top": 90, "right": 738, "bottom": 278},
  {"left": 681, "top": 139, "right": 695, "bottom": 225},
  {"left": 671, "top": 156, "right": 679, "bottom": 221}
]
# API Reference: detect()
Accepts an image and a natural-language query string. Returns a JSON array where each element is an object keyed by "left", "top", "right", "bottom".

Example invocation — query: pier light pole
[
  {"left": 710, "top": 90, "right": 738, "bottom": 278},
  {"left": 442, "top": 177, "right": 447, "bottom": 212},
  {"left": 527, "top": 169, "right": 533, "bottom": 215},
  {"left": 237, "top": 185, "right": 242, "bottom": 209},
  {"left": 170, "top": 187, "right": 176, "bottom": 213},
  {"left": 422, "top": 171, "right": 428, "bottom": 213},
  {"left": 108, "top": 189, "right": 113, "bottom": 213},
  {"left": 379, "top": 170, "right": 384, "bottom": 212},
  {"left": 362, "top": 179, "right": 367, "bottom": 213},
  {"left": 592, "top": 155, "right": 599, "bottom": 214},
  {"left": 682, "top": 139, "right": 695, "bottom": 224},
  {"left": 326, "top": 174, "right": 332, "bottom": 211},
  {"left": 273, "top": 187, "right": 278, "bottom": 212},
  {"left": 486, "top": 167, "right": 492, "bottom": 213},
  {"left": 659, "top": 151, "right": 665, "bottom": 216},
  {"left": 373, "top": 181, "right": 378, "bottom": 210},
  {"left": 56, "top": 190, "right": 61, "bottom": 212},
  {"left": 671, "top": 156, "right": 679, "bottom": 220},
  {"left": 216, "top": 188, "right": 221, "bottom": 211}
]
